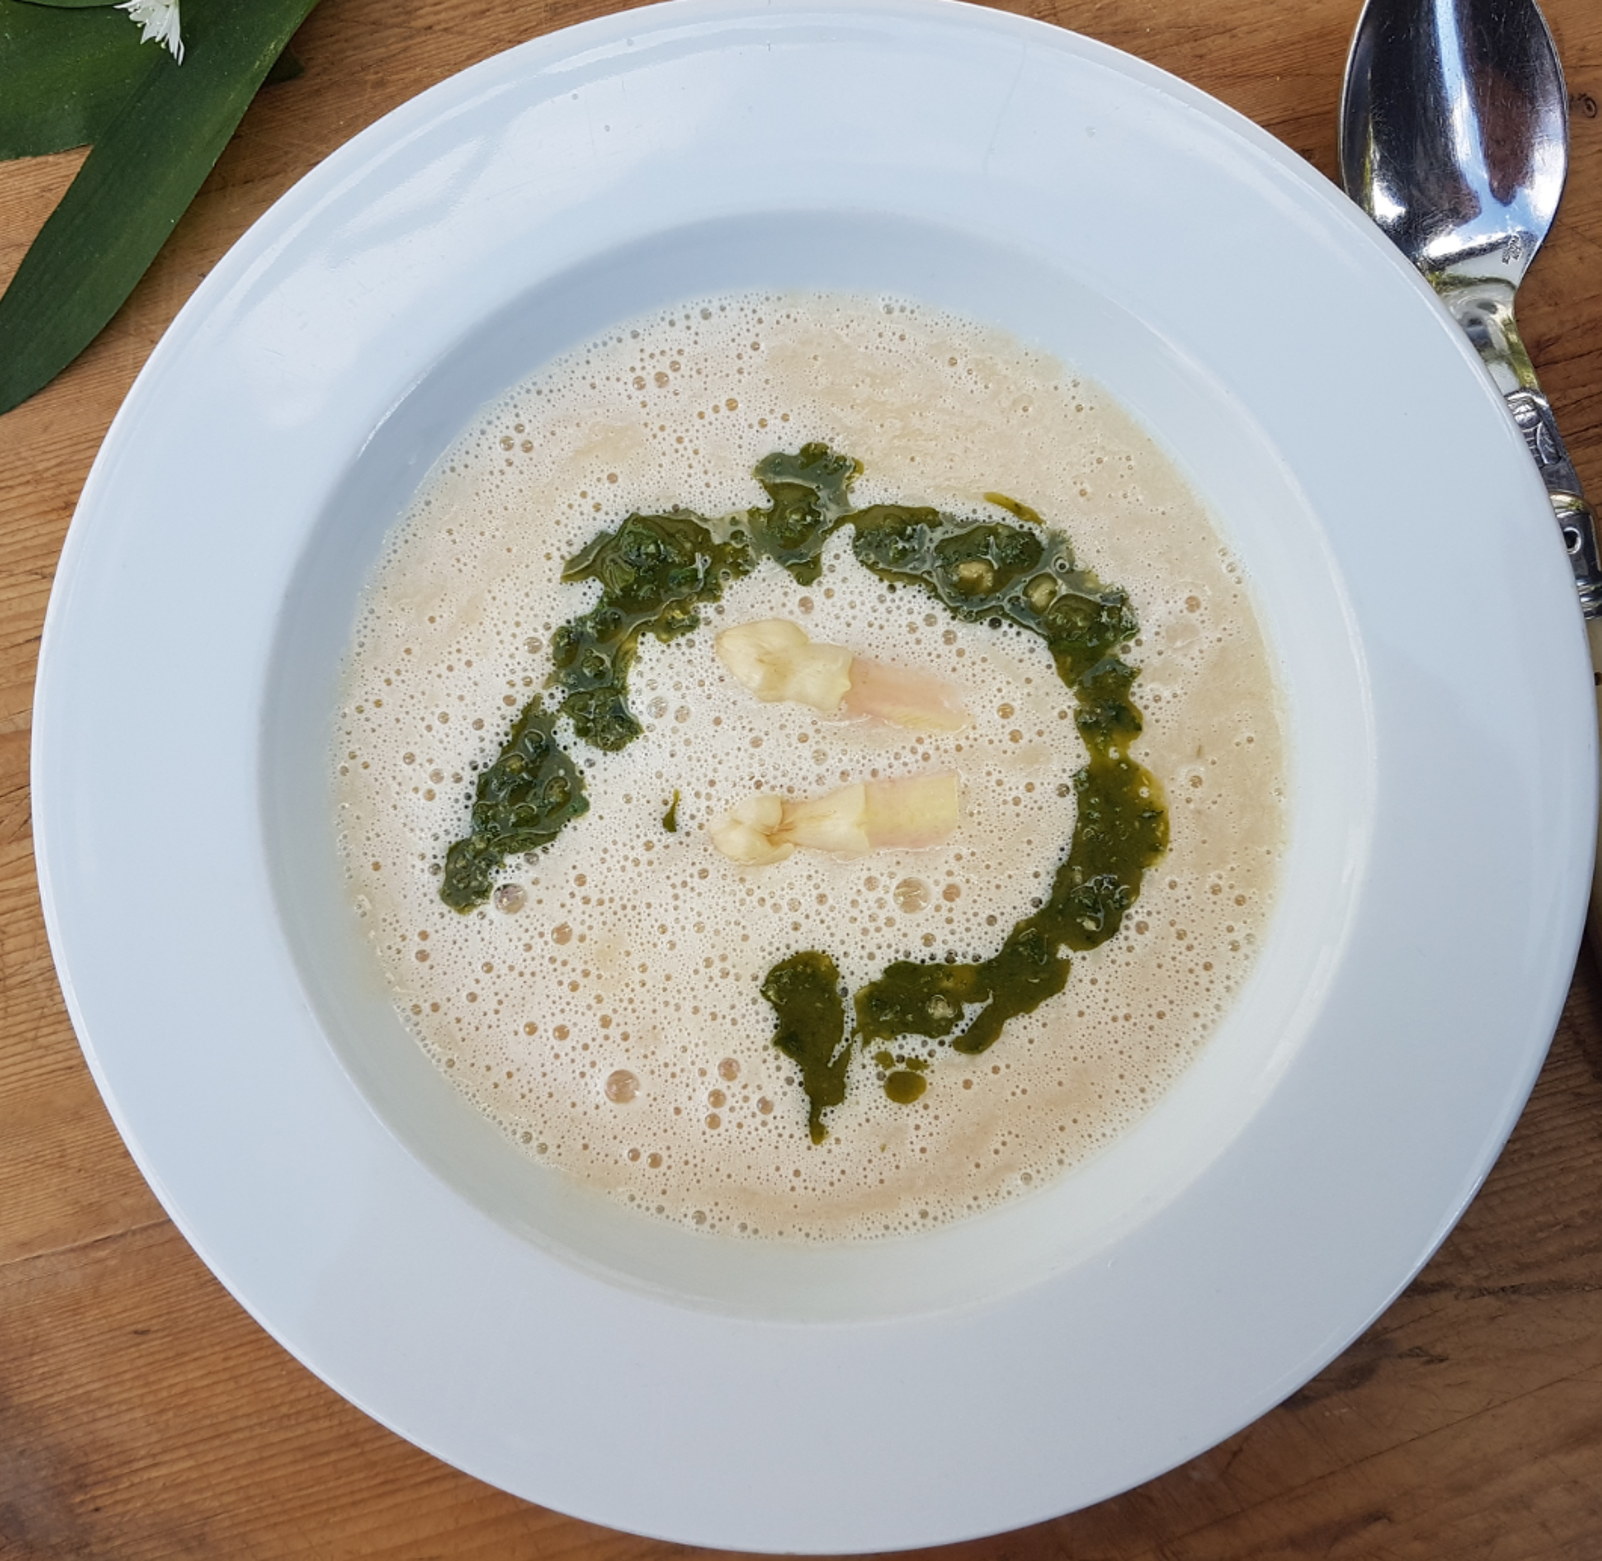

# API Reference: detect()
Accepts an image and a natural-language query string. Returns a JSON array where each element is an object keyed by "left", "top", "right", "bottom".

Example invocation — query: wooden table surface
[{"left": 3, "top": 0, "right": 1601, "bottom": 1555}]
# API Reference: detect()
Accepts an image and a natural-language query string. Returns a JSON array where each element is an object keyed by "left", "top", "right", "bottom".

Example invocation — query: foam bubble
[{"left": 334, "top": 292, "right": 1288, "bottom": 1239}]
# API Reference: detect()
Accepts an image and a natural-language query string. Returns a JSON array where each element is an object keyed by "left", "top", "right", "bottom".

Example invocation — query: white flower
[{"left": 118, "top": 0, "right": 183, "bottom": 64}]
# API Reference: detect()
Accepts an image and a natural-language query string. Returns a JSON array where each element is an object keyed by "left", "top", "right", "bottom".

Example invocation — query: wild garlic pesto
[
  {"left": 335, "top": 291, "right": 1287, "bottom": 1240},
  {"left": 439, "top": 444, "right": 1166, "bottom": 1141}
]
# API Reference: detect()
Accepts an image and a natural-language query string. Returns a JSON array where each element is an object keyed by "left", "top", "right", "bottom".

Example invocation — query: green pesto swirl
[{"left": 437, "top": 444, "right": 1166, "bottom": 1142}]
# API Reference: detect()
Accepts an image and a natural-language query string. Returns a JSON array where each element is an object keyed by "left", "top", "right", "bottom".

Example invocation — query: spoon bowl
[
  {"left": 1340, "top": 0, "right": 1602, "bottom": 614},
  {"left": 1340, "top": 0, "right": 1569, "bottom": 288}
]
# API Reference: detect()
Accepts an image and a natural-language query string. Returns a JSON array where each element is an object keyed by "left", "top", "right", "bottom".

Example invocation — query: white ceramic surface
[{"left": 31, "top": 0, "right": 1595, "bottom": 1549}]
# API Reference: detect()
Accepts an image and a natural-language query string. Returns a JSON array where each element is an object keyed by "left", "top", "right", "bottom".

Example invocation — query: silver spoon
[{"left": 1339, "top": 0, "right": 1602, "bottom": 615}]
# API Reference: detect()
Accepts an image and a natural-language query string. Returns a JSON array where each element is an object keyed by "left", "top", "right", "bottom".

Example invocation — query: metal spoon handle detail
[{"left": 1439, "top": 279, "right": 1602, "bottom": 616}]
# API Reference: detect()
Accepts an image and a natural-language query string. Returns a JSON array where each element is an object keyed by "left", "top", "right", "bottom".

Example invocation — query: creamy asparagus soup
[{"left": 335, "top": 293, "right": 1286, "bottom": 1239}]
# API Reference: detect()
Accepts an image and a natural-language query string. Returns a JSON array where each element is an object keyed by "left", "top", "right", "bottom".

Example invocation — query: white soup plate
[{"left": 31, "top": 0, "right": 1594, "bottom": 1549}]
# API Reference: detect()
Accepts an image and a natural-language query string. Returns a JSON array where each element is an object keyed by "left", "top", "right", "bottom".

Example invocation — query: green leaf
[
  {"left": 0, "top": 0, "right": 321, "bottom": 415},
  {"left": 0, "top": 0, "right": 154, "bottom": 159},
  {"left": 263, "top": 41, "right": 302, "bottom": 84},
  {"left": 14, "top": 1, "right": 124, "bottom": 10}
]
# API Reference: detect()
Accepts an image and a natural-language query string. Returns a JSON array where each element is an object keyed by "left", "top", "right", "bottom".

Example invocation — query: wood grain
[{"left": 2, "top": 0, "right": 1600, "bottom": 1554}]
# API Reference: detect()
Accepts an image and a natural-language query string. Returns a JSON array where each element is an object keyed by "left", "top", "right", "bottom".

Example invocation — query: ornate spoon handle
[{"left": 1440, "top": 280, "right": 1602, "bottom": 617}]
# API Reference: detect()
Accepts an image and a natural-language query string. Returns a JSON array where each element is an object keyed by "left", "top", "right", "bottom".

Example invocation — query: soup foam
[{"left": 335, "top": 293, "right": 1286, "bottom": 1239}]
